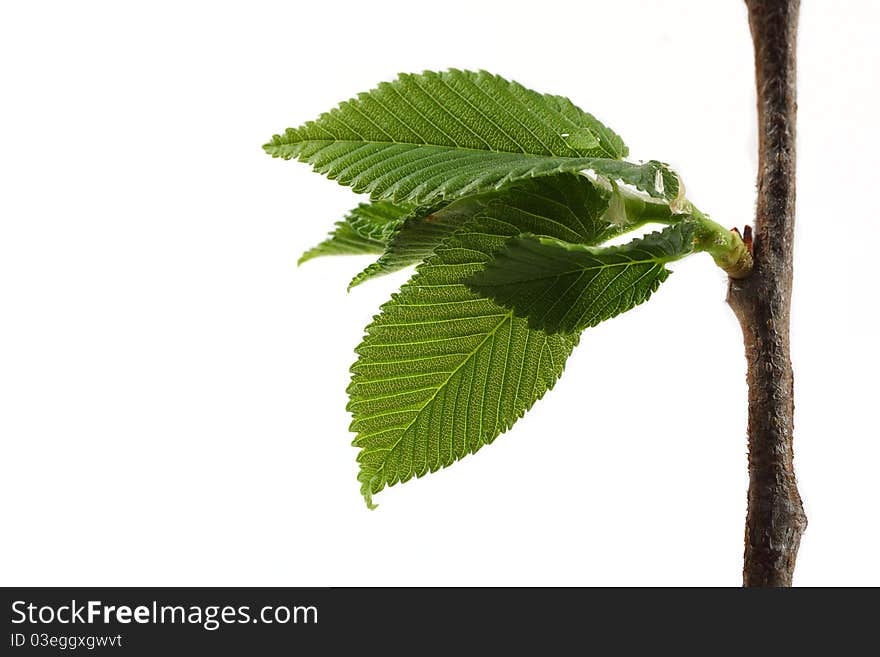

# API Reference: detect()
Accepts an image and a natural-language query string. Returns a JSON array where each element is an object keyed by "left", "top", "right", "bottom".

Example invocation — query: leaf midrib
[
  {"left": 482, "top": 253, "right": 678, "bottom": 287},
  {"left": 359, "top": 304, "right": 516, "bottom": 476},
  {"left": 274, "top": 137, "right": 613, "bottom": 160}
]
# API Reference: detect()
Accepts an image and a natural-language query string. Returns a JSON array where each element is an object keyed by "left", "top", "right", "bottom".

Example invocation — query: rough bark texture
[{"left": 728, "top": 0, "right": 806, "bottom": 587}]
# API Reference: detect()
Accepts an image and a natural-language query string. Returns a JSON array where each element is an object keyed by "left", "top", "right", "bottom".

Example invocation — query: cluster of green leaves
[{"left": 265, "top": 70, "right": 722, "bottom": 508}]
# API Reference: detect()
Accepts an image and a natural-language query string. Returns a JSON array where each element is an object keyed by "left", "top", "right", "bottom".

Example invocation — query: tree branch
[{"left": 728, "top": 0, "right": 806, "bottom": 586}]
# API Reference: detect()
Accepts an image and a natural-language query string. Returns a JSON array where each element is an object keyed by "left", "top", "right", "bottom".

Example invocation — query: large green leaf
[
  {"left": 264, "top": 69, "right": 679, "bottom": 205},
  {"left": 466, "top": 223, "right": 695, "bottom": 333},
  {"left": 298, "top": 200, "right": 412, "bottom": 264},
  {"left": 347, "top": 174, "right": 625, "bottom": 507}
]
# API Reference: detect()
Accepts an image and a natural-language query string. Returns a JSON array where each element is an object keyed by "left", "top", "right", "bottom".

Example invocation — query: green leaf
[
  {"left": 348, "top": 195, "right": 489, "bottom": 289},
  {"left": 298, "top": 201, "right": 412, "bottom": 265},
  {"left": 347, "top": 174, "right": 623, "bottom": 507},
  {"left": 348, "top": 169, "right": 652, "bottom": 289},
  {"left": 264, "top": 69, "right": 679, "bottom": 204},
  {"left": 466, "top": 223, "right": 696, "bottom": 334}
]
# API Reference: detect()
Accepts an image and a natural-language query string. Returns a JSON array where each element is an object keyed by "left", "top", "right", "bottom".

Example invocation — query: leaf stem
[
  {"left": 685, "top": 206, "right": 753, "bottom": 278},
  {"left": 618, "top": 186, "right": 677, "bottom": 223},
  {"left": 614, "top": 186, "right": 753, "bottom": 278}
]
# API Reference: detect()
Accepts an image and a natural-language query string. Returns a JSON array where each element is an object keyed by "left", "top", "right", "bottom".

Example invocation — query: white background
[{"left": 1, "top": 0, "right": 877, "bottom": 586}]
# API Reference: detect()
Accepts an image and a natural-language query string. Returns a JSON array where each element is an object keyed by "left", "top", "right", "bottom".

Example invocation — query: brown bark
[{"left": 728, "top": 0, "right": 806, "bottom": 586}]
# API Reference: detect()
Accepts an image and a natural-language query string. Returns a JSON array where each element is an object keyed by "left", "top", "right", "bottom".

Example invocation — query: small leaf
[
  {"left": 264, "top": 69, "right": 679, "bottom": 204},
  {"left": 348, "top": 174, "right": 624, "bottom": 507},
  {"left": 298, "top": 201, "right": 412, "bottom": 265},
  {"left": 349, "top": 195, "right": 490, "bottom": 289},
  {"left": 466, "top": 223, "right": 696, "bottom": 334}
]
